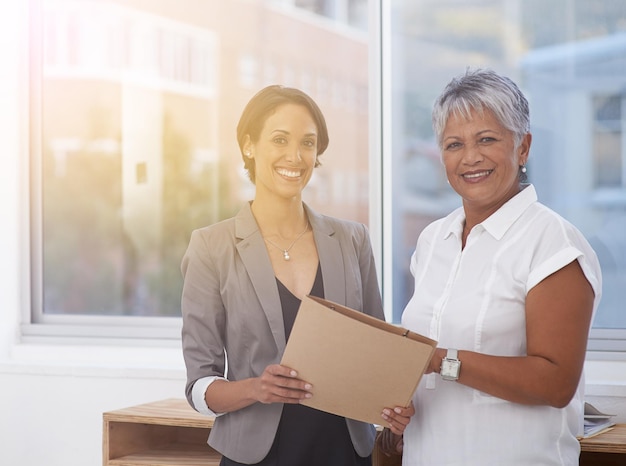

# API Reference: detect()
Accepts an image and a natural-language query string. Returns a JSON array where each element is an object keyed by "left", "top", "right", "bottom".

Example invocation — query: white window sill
[
  {"left": 584, "top": 359, "right": 626, "bottom": 397},
  {"left": 0, "top": 341, "right": 186, "bottom": 380},
  {"left": 1, "top": 343, "right": 626, "bottom": 398}
]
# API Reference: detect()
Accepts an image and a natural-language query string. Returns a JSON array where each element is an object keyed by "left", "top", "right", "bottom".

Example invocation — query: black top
[{"left": 220, "top": 263, "right": 371, "bottom": 466}]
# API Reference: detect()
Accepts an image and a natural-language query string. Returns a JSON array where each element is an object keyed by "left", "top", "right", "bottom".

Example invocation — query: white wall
[
  {"left": 1, "top": 4, "right": 626, "bottom": 466},
  {"left": 0, "top": 364, "right": 184, "bottom": 466}
]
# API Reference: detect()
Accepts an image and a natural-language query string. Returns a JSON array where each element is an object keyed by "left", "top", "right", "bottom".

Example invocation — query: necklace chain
[{"left": 264, "top": 223, "right": 309, "bottom": 261}]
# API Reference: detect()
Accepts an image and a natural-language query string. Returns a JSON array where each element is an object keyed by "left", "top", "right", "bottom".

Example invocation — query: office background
[{"left": 1, "top": 1, "right": 625, "bottom": 465}]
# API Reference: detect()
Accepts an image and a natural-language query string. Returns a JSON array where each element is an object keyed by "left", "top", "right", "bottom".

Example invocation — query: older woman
[{"left": 382, "top": 69, "right": 602, "bottom": 465}]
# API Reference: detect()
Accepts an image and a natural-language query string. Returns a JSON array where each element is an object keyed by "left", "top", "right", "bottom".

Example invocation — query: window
[
  {"left": 36, "top": 0, "right": 221, "bottom": 324},
  {"left": 593, "top": 94, "right": 623, "bottom": 189},
  {"left": 28, "top": 0, "right": 626, "bottom": 353},
  {"left": 29, "top": 0, "right": 370, "bottom": 338},
  {"left": 384, "top": 0, "right": 626, "bottom": 353}
]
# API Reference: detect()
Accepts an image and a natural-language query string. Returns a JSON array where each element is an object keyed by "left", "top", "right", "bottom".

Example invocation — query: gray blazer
[{"left": 181, "top": 202, "right": 384, "bottom": 464}]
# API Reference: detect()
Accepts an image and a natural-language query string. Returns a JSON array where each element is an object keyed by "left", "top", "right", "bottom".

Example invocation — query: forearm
[
  {"left": 431, "top": 348, "right": 582, "bottom": 407},
  {"left": 204, "top": 378, "right": 259, "bottom": 414},
  {"left": 430, "top": 262, "right": 593, "bottom": 408},
  {"left": 204, "top": 365, "right": 313, "bottom": 413}
]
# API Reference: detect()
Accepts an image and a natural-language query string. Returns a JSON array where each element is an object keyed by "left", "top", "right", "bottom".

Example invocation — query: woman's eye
[
  {"left": 445, "top": 142, "right": 461, "bottom": 150},
  {"left": 480, "top": 137, "right": 496, "bottom": 143},
  {"left": 273, "top": 137, "right": 287, "bottom": 145},
  {"left": 303, "top": 139, "right": 316, "bottom": 148}
]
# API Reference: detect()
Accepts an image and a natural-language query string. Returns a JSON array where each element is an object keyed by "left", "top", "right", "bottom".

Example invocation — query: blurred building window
[
  {"left": 31, "top": 0, "right": 369, "bottom": 332},
  {"left": 276, "top": 0, "right": 368, "bottom": 29},
  {"left": 386, "top": 0, "right": 626, "bottom": 351}
]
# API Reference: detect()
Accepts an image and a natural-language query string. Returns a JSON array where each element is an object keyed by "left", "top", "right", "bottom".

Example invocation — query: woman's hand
[
  {"left": 254, "top": 364, "right": 313, "bottom": 404},
  {"left": 381, "top": 401, "right": 415, "bottom": 435},
  {"left": 377, "top": 427, "right": 404, "bottom": 457}
]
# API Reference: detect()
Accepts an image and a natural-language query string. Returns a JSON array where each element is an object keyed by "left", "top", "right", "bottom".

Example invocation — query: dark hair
[{"left": 236, "top": 85, "right": 329, "bottom": 183}]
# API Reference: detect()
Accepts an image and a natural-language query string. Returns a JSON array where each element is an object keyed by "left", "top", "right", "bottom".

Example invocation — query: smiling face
[
  {"left": 244, "top": 103, "right": 318, "bottom": 202},
  {"left": 441, "top": 107, "right": 531, "bottom": 220}
]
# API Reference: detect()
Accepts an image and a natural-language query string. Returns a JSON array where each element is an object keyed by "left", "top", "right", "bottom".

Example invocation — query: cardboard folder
[{"left": 280, "top": 295, "right": 437, "bottom": 425}]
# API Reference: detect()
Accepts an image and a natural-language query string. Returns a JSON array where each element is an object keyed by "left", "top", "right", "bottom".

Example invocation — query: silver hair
[{"left": 432, "top": 68, "right": 530, "bottom": 150}]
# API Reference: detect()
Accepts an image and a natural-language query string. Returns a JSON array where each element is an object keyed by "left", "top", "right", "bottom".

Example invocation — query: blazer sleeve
[{"left": 180, "top": 228, "right": 227, "bottom": 410}]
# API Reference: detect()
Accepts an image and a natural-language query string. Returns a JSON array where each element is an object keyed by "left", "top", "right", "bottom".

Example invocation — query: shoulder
[
  {"left": 185, "top": 216, "right": 239, "bottom": 263},
  {"left": 181, "top": 215, "right": 245, "bottom": 278},
  {"left": 306, "top": 204, "right": 369, "bottom": 239},
  {"left": 423, "top": 214, "right": 453, "bottom": 235},
  {"left": 323, "top": 214, "right": 366, "bottom": 233},
  {"left": 189, "top": 203, "right": 255, "bottom": 243},
  {"left": 418, "top": 207, "right": 462, "bottom": 243},
  {"left": 190, "top": 216, "right": 236, "bottom": 243},
  {"left": 320, "top": 215, "right": 370, "bottom": 246},
  {"left": 506, "top": 201, "right": 598, "bottom": 265},
  {"left": 522, "top": 202, "right": 590, "bottom": 245},
  {"left": 520, "top": 202, "right": 602, "bottom": 295}
]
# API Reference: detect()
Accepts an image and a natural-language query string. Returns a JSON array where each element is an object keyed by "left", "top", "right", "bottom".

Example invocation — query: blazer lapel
[
  {"left": 305, "top": 205, "right": 347, "bottom": 306},
  {"left": 235, "top": 203, "right": 287, "bottom": 352}
]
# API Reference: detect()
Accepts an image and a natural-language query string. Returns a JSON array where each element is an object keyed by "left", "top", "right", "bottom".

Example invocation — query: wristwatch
[{"left": 440, "top": 349, "right": 461, "bottom": 381}]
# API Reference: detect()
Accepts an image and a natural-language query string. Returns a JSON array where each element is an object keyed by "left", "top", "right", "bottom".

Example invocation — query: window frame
[
  {"left": 587, "top": 330, "right": 626, "bottom": 356},
  {"left": 587, "top": 91, "right": 626, "bottom": 354}
]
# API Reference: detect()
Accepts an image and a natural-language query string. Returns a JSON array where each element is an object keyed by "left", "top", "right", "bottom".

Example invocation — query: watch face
[{"left": 441, "top": 359, "right": 460, "bottom": 379}]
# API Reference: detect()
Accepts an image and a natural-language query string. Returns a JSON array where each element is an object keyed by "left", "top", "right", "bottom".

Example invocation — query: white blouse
[{"left": 401, "top": 184, "right": 602, "bottom": 466}]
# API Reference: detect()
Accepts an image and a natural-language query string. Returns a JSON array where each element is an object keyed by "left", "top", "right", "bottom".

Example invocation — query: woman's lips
[
  {"left": 276, "top": 167, "right": 303, "bottom": 178},
  {"left": 462, "top": 169, "right": 493, "bottom": 181}
]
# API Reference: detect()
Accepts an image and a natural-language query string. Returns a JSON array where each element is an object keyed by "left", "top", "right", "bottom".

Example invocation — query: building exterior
[{"left": 39, "top": 0, "right": 369, "bottom": 316}]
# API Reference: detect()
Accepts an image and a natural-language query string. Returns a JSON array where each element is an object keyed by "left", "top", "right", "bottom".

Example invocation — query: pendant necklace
[{"left": 264, "top": 223, "right": 309, "bottom": 261}]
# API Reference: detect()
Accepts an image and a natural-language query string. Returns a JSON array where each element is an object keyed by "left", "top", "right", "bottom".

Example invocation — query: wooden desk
[
  {"left": 102, "top": 398, "right": 221, "bottom": 466},
  {"left": 580, "top": 424, "right": 626, "bottom": 466},
  {"left": 103, "top": 399, "right": 625, "bottom": 466},
  {"left": 103, "top": 399, "right": 396, "bottom": 466}
]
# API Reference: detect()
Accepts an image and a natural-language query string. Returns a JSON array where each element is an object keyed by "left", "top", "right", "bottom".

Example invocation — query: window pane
[
  {"left": 37, "top": 0, "right": 370, "bottom": 317},
  {"left": 593, "top": 95, "right": 622, "bottom": 188},
  {"left": 388, "top": 0, "right": 626, "bottom": 337}
]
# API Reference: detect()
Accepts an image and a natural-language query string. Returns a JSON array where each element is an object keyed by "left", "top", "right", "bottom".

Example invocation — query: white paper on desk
[
  {"left": 583, "top": 402, "right": 616, "bottom": 438},
  {"left": 280, "top": 295, "right": 437, "bottom": 425},
  {"left": 584, "top": 402, "right": 616, "bottom": 419}
]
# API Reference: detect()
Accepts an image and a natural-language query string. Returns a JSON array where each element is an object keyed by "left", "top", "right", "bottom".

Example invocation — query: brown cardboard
[{"left": 280, "top": 295, "right": 437, "bottom": 425}]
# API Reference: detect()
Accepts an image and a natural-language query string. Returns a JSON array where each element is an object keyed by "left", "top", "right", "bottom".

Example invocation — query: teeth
[
  {"left": 276, "top": 168, "right": 301, "bottom": 178},
  {"left": 463, "top": 170, "right": 491, "bottom": 179}
]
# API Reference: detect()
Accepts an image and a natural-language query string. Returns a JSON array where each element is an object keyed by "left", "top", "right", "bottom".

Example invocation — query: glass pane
[
  {"left": 38, "top": 0, "right": 370, "bottom": 317},
  {"left": 389, "top": 0, "right": 626, "bottom": 332},
  {"left": 593, "top": 95, "right": 622, "bottom": 188}
]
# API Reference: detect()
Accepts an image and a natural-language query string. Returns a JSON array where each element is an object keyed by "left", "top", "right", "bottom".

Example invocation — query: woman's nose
[
  {"left": 285, "top": 145, "right": 302, "bottom": 163},
  {"left": 463, "top": 143, "right": 484, "bottom": 164}
]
